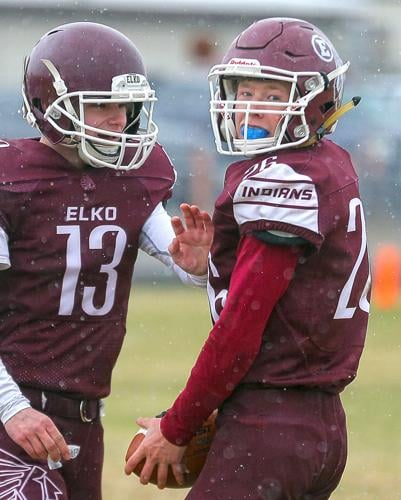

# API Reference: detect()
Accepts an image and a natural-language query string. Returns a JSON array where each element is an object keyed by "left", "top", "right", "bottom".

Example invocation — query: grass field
[{"left": 102, "top": 285, "right": 401, "bottom": 499}]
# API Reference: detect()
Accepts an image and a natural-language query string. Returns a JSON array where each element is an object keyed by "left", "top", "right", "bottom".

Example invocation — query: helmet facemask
[
  {"left": 208, "top": 60, "right": 349, "bottom": 156},
  {"left": 23, "top": 63, "right": 158, "bottom": 170},
  {"left": 76, "top": 82, "right": 158, "bottom": 170}
]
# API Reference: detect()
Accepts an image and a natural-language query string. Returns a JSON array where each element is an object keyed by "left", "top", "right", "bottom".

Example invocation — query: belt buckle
[{"left": 79, "top": 400, "right": 94, "bottom": 423}]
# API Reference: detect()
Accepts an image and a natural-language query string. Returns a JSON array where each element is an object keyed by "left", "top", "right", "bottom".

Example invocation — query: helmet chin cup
[{"left": 78, "top": 139, "right": 121, "bottom": 168}]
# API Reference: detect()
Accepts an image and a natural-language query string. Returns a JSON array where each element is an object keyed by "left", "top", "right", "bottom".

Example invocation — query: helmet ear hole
[
  {"left": 321, "top": 101, "right": 335, "bottom": 114},
  {"left": 32, "top": 98, "right": 44, "bottom": 114},
  {"left": 125, "top": 102, "right": 142, "bottom": 134}
]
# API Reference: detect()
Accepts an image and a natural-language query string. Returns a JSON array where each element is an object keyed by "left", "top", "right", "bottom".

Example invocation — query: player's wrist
[{"left": 0, "top": 395, "right": 31, "bottom": 424}]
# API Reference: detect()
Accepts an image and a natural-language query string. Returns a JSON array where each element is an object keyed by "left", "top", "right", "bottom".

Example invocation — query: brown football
[{"left": 125, "top": 411, "right": 217, "bottom": 488}]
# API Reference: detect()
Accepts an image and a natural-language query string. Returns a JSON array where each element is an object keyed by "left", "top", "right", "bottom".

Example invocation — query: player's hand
[
  {"left": 168, "top": 203, "right": 213, "bottom": 276},
  {"left": 4, "top": 407, "right": 71, "bottom": 463},
  {"left": 124, "top": 416, "right": 186, "bottom": 489}
]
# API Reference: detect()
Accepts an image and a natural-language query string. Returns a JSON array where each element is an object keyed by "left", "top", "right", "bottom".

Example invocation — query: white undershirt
[
  {"left": 0, "top": 228, "right": 10, "bottom": 270},
  {"left": 139, "top": 202, "right": 208, "bottom": 287},
  {"left": 0, "top": 360, "right": 31, "bottom": 423},
  {"left": 0, "top": 202, "right": 207, "bottom": 423}
]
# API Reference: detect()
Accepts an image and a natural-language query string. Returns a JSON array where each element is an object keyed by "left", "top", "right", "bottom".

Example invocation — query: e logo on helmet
[{"left": 311, "top": 35, "right": 333, "bottom": 62}]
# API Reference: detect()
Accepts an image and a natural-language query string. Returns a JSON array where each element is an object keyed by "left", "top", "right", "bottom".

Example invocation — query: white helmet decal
[{"left": 311, "top": 35, "right": 334, "bottom": 62}]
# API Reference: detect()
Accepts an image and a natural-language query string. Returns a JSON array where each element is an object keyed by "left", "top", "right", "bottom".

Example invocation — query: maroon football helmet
[
  {"left": 22, "top": 22, "right": 158, "bottom": 169},
  {"left": 208, "top": 17, "right": 349, "bottom": 156}
]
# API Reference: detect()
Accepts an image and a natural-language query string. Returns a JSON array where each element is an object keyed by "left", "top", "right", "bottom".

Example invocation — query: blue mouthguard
[{"left": 240, "top": 125, "right": 270, "bottom": 140}]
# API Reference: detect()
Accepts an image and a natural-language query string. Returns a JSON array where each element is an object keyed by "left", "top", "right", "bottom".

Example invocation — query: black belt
[{"left": 20, "top": 386, "right": 100, "bottom": 423}]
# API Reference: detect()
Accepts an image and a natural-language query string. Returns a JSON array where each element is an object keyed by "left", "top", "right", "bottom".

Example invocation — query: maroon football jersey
[
  {"left": 0, "top": 138, "right": 175, "bottom": 398},
  {"left": 208, "top": 139, "right": 371, "bottom": 392}
]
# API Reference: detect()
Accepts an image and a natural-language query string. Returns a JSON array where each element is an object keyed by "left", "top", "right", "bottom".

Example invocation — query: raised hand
[{"left": 168, "top": 203, "right": 213, "bottom": 276}]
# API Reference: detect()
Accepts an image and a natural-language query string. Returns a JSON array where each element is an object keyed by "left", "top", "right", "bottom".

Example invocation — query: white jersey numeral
[
  {"left": 207, "top": 254, "right": 228, "bottom": 322},
  {"left": 334, "top": 198, "right": 371, "bottom": 319},
  {"left": 57, "top": 225, "right": 127, "bottom": 316}
]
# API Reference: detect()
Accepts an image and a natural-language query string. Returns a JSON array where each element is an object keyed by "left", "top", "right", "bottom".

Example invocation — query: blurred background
[
  {"left": 1, "top": 0, "right": 401, "bottom": 279},
  {"left": 1, "top": 2, "right": 401, "bottom": 499}
]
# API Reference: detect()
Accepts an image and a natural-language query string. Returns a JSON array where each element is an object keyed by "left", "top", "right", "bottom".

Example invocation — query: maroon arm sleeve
[{"left": 160, "top": 234, "right": 301, "bottom": 445}]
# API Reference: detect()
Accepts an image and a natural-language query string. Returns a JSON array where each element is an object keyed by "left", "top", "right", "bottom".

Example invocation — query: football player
[
  {"left": 125, "top": 17, "right": 371, "bottom": 499},
  {"left": 0, "top": 22, "right": 212, "bottom": 499}
]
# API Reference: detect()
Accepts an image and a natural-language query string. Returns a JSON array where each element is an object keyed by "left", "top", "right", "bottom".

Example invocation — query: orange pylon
[{"left": 372, "top": 244, "right": 401, "bottom": 309}]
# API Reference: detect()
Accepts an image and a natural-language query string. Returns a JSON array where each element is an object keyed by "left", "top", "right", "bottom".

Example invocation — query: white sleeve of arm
[
  {"left": 0, "top": 358, "right": 31, "bottom": 424},
  {"left": 0, "top": 228, "right": 11, "bottom": 270},
  {"left": 139, "top": 202, "right": 207, "bottom": 287}
]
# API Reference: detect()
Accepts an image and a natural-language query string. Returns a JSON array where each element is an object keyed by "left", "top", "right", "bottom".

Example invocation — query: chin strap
[{"left": 300, "top": 96, "right": 361, "bottom": 148}]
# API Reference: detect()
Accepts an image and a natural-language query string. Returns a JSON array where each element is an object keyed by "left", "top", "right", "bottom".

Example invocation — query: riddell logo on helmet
[
  {"left": 228, "top": 58, "right": 260, "bottom": 66},
  {"left": 311, "top": 35, "right": 334, "bottom": 62}
]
